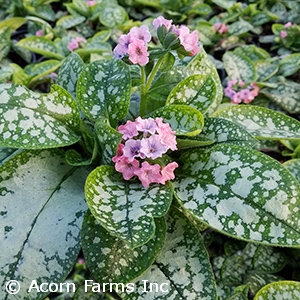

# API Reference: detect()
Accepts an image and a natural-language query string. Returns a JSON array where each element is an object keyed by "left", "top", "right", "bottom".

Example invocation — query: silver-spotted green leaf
[
  {"left": 255, "top": 60, "right": 278, "bottom": 82},
  {"left": 94, "top": 120, "right": 122, "bottom": 165},
  {"left": 228, "top": 19, "right": 254, "bottom": 35},
  {"left": 278, "top": 53, "right": 300, "bottom": 77},
  {"left": 119, "top": 206, "right": 218, "bottom": 300},
  {"left": 234, "top": 45, "right": 270, "bottom": 62},
  {"left": 148, "top": 104, "right": 204, "bottom": 136},
  {"left": 212, "top": 105, "right": 300, "bottom": 140},
  {"left": 253, "top": 245, "right": 286, "bottom": 273},
  {"left": 77, "top": 59, "right": 131, "bottom": 126},
  {"left": 0, "top": 83, "right": 81, "bottom": 149},
  {"left": 260, "top": 81, "right": 300, "bottom": 114},
  {"left": 223, "top": 52, "right": 256, "bottom": 83},
  {"left": 212, "top": 0, "right": 236, "bottom": 9},
  {"left": 81, "top": 210, "right": 166, "bottom": 284},
  {"left": 254, "top": 281, "right": 300, "bottom": 300},
  {"left": 186, "top": 46, "right": 223, "bottom": 114},
  {"left": 246, "top": 273, "right": 283, "bottom": 295},
  {"left": 56, "top": 15, "right": 86, "bottom": 29},
  {"left": 166, "top": 74, "right": 217, "bottom": 114},
  {"left": 283, "top": 159, "right": 300, "bottom": 182},
  {"left": 0, "top": 149, "right": 88, "bottom": 300},
  {"left": 99, "top": 5, "right": 127, "bottom": 27},
  {"left": 0, "top": 147, "right": 20, "bottom": 167},
  {"left": 16, "top": 36, "right": 63, "bottom": 60},
  {"left": 201, "top": 117, "right": 258, "bottom": 147},
  {"left": 57, "top": 52, "right": 84, "bottom": 99},
  {"left": 0, "top": 27, "right": 11, "bottom": 61},
  {"left": 173, "top": 144, "right": 300, "bottom": 247},
  {"left": 85, "top": 165, "right": 173, "bottom": 249}
]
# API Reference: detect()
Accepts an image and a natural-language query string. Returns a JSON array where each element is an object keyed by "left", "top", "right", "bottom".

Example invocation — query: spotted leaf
[
  {"left": 56, "top": 15, "right": 86, "bottom": 29},
  {"left": 99, "top": 5, "right": 128, "bottom": 28},
  {"left": 278, "top": 53, "right": 300, "bottom": 77},
  {"left": 0, "top": 149, "right": 88, "bottom": 300},
  {"left": 81, "top": 210, "right": 166, "bottom": 284},
  {"left": 186, "top": 46, "right": 223, "bottom": 114},
  {"left": 16, "top": 36, "right": 63, "bottom": 60},
  {"left": 283, "top": 159, "right": 300, "bottom": 182},
  {"left": 57, "top": 52, "right": 84, "bottom": 99},
  {"left": 0, "top": 83, "right": 81, "bottom": 149},
  {"left": 148, "top": 104, "right": 204, "bottom": 136},
  {"left": 85, "top": 165, "right": 173, "bottom": 249},
  {"left": 173, "top": 144, "right": 300, "bottom": 247},
  {"left": 254, "top": 281, "right": 300, "bottom": 300},
  {"left": 119, "top": 206, "right": 217, "bottom": 300},
  {"left": 255, "top": 60, "right": 278, "bottom": 82},
  {"left": 260, "top": 81, "right": 300, "bottom": 114},
  {"left": 94, "top": 120, "right": 122, "bottom": 165},
  {"left": 228, "top": 19, "right": 254, "bottom": 35},
  {"left": 0, "top": 27, "right": 11, "bottom": 61},
  {"left": 223, "top": 52, "right": 256, "bottom": 83},
  {"left": 77, "top": 59, "right": 131, "bottom": 126},
  {"left": 212, "top": 105, "right": 300, "bottom": 140},
  {"left": 166, "top": 74, "right": 217, "bottom": 114}
]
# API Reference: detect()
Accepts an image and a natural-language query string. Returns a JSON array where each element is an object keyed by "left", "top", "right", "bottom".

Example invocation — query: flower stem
[{"left": 139, "top": 56, "right": 165, "bottom": 117}]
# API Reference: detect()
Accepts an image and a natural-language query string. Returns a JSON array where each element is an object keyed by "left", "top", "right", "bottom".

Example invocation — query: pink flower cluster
[
  {"left": 112, "top": 117, "right": 178, "bottom": 187},
  {"left": 213, "top": 22, "right": 228, "bottom": 34},
  {"left": 113, "top": 16, "right": 200, "bottom": 66},
  {"left": 67, "top": 37, "right": 87, "bottom": 52},
  {"left": 224, "top": 79, "right": 259, "bottom": 104},
  {"left": 280, "top": 22, "right": 293, "bottom": 39},
  {"left": 86, "top": 0, "right": 96, "bottom": 6}
]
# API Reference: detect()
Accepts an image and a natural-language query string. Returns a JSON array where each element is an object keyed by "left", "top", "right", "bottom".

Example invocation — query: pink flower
[
  {"left": 75, "top": 37, "right": 86, "bottom": 46},
  {"left": 35, "top": 30, "right": 44, "bottom": 36},
  {"left": 123, "top": 139, "right": 144, "bottom": 162},
  {"left": 118, "top": 120, "right": 139, "bottom": 139},
  {"left": 86, "top": 0, "right": 96, "bottom": 6},
  {"left": 224, "top": 86, "right": 236, "bottom": 99},
  {"left": 134, "top": 161, "right": 162, "bottom": 187},
  {"left": 135, "top": 117, "right": 157, "bottom": 134},
  {"left": 153, "top": 16, "right": 173, "bottom": 31},
  {"left": 280, "top": 30, "right": 287, "bottom": 39},
  {"left": 160, "top": 162, "right": 179, "bottom": 184},
  {"left": 213, "top": 23, "right": 228, "bottom": 34},
  {"left": 284, "top": 22, "right": 292, "bottom": 28},
  {"left": 177, "top": 25, "right": 200, "bottom": 55},
  {"left": 231, "top": 91, "right": 243, "bottom": 104},
  {"left": 112, "top": 143, "right": 124, "bottom": 163},
  {"left": 130, "top": 25, "right": 151, "bottom": 43},
  {"left": 115, "top": 157, "right": 140, "bottom": 180},
  {"left": 127, "top": 38, "right": 149, "bottom": 66},
  {"left": 67, "top": 39, "right": 79, "bottom": 51},
  {"left": 155, "top": 118, "right": 177, "bottom": 151},
  {"left": 140, "top": 135, "right": 168, "bottom": 159}
]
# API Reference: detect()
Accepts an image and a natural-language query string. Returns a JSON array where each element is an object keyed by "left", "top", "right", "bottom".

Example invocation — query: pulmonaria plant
[
  {"left": 224, "top": 79, "right": 259, "bottom": 104},
  {"left": 113, "top": 117, "right": 178, "bottom": 187},
  {"left": 2, "top": 14, "right": 300, "bottom": 300}
]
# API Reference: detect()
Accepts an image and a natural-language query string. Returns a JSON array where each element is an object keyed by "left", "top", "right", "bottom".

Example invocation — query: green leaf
[
  {"left": 0, "top": 27, "right": 11, "bottom": 61},
  {"left": 77, "top": 59, "right": 131, "bottom": 126},
  {"left": 278, "top": 53, "right": 300, "bottom": 77},
  {"left": 148, "top": 104, "right": 204, "bottom": 136},
  {"left": 0, "top": 17, "right": 27, "bottom": 32},
  {"left": 186, "top": 46, "right": 223, "bottom": 114},
  {"left": 16, "top": 36, "right": 63, "bottom": 60},
  {"left": 85, "top": 165, "right": 173, "bottom": 249},
  {"left": 228, "top": 19, "right": 254, "bottom": 35},
  {"left": 0, "top": 83, "right": 81, "bottom": 149},
  {"left": 260, "top": 81, "right": 300, "bottom": 114},
  {"left": 94, "top": 120, "right": 122, "bottom": 165},
  {"left": 212, "top": 0, "right": 236, "bottom": 9},
  {"left": 57, "top": 52, "right": 85, "bottom": 99},
  {"left": 166, "top": 74, "right": 217, "bottom": 114},
  {"left": 254, "top": 281, "right": 300, "bottom": 300},
  {"left": 253, "top": 245, "right": 286, "bottom": 273},
  {"left": 201, "top": 117, "right": 258, "bottom": 148},
  {"left": 0, "top": 147, "right": 20, "bottom": 166},
  {"left": 212, "top": 105, "right": 300, "bottom": 140},
  {"left": 119, "top": 206, "right": 218, "bottom": 299},
  {"left": 99, "top": 5, "right": 127, "bottom": 27},
  {"left": 223, "top": 52, "right": 256, "bottom": 83},
  {"left": 283, "top": 159, "right": 300, "bottom": 182},
  {"left": 173, "top": 144, "right": 300, "bottom": 247},
  {"left": 56, "top": 15, "right": 86, "bottom": 29},
  {"left": 246, "top": 273, "right": 283, "bottom": 295},
  {"left": 234, "top": 45, "right": 270, "bottom": 61},
  {"left": 81, "top": 210, "right": 166, "bottom": 284},
  {"left": 255, "top": 60, "right": 278, "bottom": 82},
  {"left": 0, "top": 149, "right": 88, "bottom": 300}
]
